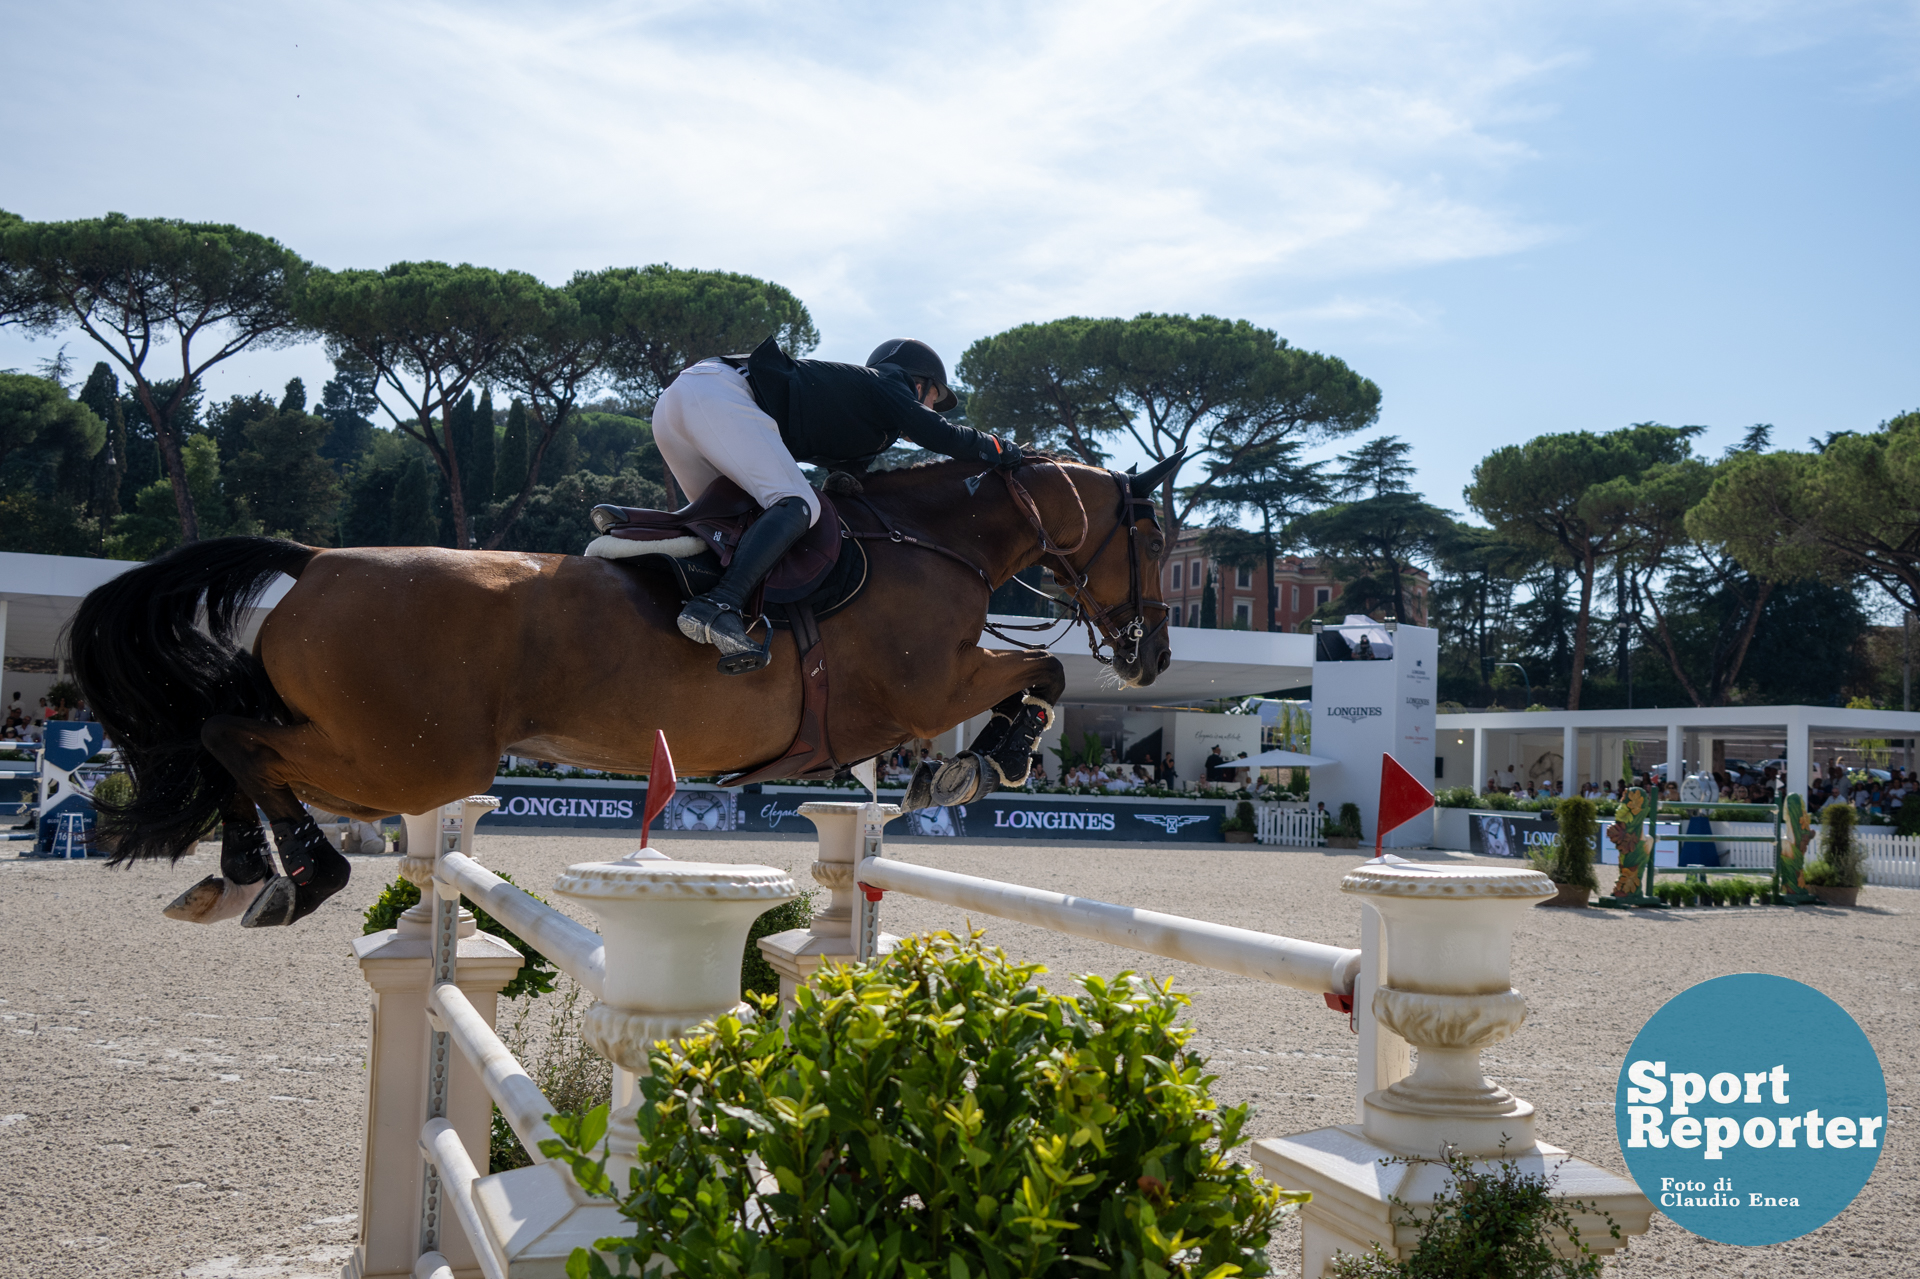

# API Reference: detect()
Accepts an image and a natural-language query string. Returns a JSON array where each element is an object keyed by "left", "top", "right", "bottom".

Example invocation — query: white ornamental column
[
  {"left": 347, "top": 800, "right": 522, "bottom": 1279},
  {"left": 557, "top": 857, "right": 797, "bottom": 1173},
  {"left": 1253, "top": 860, "right": 1652, "bottom": 1277},
  {"left": 755, "top": 801, "right": 902, "bottom": 1006},
  {"left": 470, "top": 855, "right": 797, "bottom": 1274}
]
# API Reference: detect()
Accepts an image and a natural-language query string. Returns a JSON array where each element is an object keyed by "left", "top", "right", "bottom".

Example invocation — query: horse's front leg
[{"left": 904, "top": 648, "right": 1065, "bottom": 810}]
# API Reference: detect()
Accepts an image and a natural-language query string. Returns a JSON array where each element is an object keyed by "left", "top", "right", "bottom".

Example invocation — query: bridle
[
  {"left": 998, "top": 465, "right": 1171, "bottom": 669},
  {"left": 839, "top": 458, "right": 1171, "bottom": 670}
]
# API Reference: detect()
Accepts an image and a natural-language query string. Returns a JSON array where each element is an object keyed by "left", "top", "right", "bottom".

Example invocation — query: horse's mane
[{"left": 848, "top": 450, "right": 1093, "bottom": 496}]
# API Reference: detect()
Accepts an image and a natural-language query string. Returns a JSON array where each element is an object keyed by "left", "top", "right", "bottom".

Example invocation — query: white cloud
[{"left": 2, "top": 0, "right": 1567, "bottom": 365}]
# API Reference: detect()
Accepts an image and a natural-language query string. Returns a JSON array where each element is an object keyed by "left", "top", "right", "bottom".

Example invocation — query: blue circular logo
[{"left": 1616, "top": 973, "right": 1886, "bottom": 1245}]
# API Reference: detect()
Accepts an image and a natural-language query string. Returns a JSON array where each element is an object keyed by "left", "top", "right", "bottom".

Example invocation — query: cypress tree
[
  {"left": 389, "top": 454, "right": 437, "bottom": 546},
  {"left": 496, "top": 397, "right": 530, "bottom": 500},
  {"left": 1201, "top": 568, "right": 1218, "bottom": 628},
  {"left": 467, "top": 387, "right": 496, "bottom": 519},
  {"left": 77, "top": 362, "right": 125, "bottom": 531}
]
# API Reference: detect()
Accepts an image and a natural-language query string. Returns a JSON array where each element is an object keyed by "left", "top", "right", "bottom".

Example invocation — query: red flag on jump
[
  {"left": 1376, "top": 752, "right": 1434, "bottom": 856},
  {"left": 640, "top": 730, "right": 676, "bottom": 850}
]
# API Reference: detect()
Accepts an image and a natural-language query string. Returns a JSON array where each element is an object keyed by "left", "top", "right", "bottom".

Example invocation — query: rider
[{"left": 627, "top": 336, "right": 1025, "bottom": 673}]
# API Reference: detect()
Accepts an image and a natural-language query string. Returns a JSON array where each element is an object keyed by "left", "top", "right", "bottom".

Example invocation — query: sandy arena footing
[{"left": 1, "top": 833, "right": 1911, "bottom": 1277}]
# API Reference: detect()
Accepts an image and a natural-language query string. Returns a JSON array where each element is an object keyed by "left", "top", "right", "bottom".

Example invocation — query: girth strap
[{"left": 720, "top": 603, "right": 839, "bottom": 786}]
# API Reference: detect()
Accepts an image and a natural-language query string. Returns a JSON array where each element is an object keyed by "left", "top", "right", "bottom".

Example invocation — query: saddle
[{"left": 584, "top": 479, "right": 872, "bottom": 786}]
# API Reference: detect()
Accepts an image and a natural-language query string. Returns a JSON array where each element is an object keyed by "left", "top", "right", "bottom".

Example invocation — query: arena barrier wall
[
  {"left": 476, "top": 776, "right": 1232, "bottom": 841},
  {"left": 343, "top": 796, "right": 1653, "bottom": 1279}
]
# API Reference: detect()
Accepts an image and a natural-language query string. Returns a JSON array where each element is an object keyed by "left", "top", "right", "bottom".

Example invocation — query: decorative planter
[
  {"left": 1326, "top": 835, "right": 1360, "bottom": 849},
  {"left": 1224, "top": 830, "right": 1256, "bottom": 843},
  {"left": 1809, "top": 884, "right": 1860, "bottom": 908},
  {"left": 1541, "top": 882, "right": 1592, "bottom": 908}
]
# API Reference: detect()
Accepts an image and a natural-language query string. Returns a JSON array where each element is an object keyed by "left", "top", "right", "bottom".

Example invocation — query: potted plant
[
  {"left": 547, "top": 934, "right": 1303, "bottom": 1277},
  {"left": 1223, "top": 799, "right": 1258, "bottom": 843},
  {"left": 1804, "top": 802, "right": 1865, "bottom": 907},
  {"left": 1324, "top": 801, "right": 1363, "bottom": 849},
  {"left": 1531, "top": 796, "right": 1599, "bottom": 907}
]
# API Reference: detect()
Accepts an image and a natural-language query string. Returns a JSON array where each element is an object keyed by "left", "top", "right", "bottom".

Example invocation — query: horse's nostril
[{"left": 1157, "top": 649, "right": 1171, "bottom": 673}]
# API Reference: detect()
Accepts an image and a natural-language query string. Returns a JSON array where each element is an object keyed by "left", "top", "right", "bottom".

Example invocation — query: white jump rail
[{"left": 853, "top": 854, "right": 1360, "bottom": 996}]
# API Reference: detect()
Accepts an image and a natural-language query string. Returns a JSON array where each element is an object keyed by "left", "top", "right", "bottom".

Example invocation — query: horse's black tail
[{"left": 66, "top": 536, "right": 317, "bottom": 865}]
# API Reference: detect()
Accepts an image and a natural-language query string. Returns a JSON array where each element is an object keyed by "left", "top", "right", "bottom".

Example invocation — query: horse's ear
[{"left": 1130, "top": 450, "right": 1185, "bottom": 497}]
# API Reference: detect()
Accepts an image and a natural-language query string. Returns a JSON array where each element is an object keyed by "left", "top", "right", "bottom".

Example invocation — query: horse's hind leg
[
  {"left": 200, "top": 717, "right": 352, "bottom": 929},
  {"left": 161, "top": 792, "right": 274, "bottom": 925}
]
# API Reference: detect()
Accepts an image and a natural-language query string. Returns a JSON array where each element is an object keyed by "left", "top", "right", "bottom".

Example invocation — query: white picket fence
[
  {"left": 1707, "top": 821, "right": 1920, "bottom": 888},
  {"left": 1255, "top": 802, "right": 1325, "bottom": 847}
]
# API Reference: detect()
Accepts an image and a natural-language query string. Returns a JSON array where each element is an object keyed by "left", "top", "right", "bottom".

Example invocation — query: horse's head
[{"left": 1023, "top": 454, "right": 1177, "bottom": 688}]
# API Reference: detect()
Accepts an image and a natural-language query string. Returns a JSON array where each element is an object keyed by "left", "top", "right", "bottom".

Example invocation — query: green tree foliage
[
  {"left": 495, "top": 396, "right": 530, "bottom": 501},
  {"left": 338, "top": 429, "right": 424, "bottom": 547},
  {"left": 576, "top": 263, "right": 818, "bottom": 403},
  {"left": 1431, "top": 524, "right": 1540, "bottom": 702},
  {"left": 961, "top": 313, "right": 1379, "bottom": 546},
  {"left": 115, "top": 377, "right": 195, "bottom": 511},
  {"left": 316, "top": 350, "right": 380, "bottom": 469},
  {"left": 296, "top": 260, "right": 551, "bottom": 550},
  {"left": 225, "top": 379, "right": 341, "bottom": 542},
  {"left": 957, "top": 318, "right": 1128, "bottom": 464},
  {"left": 108, "top": 434, "right": 256, "bottom": 559},
  {"left": 76, "top": 361, "right": 124, "bottom": 537},
  {"left": 489, "top": 468, "right": 666, "bottom": 555},
  {"left": 1296, "top": 436, "right": 1453, "bottom": 626},
  {"left": 1, "top": 213, "right": 311, "bottom": 543},
  {"left": 466, "top": 387, "right": 496, "bottom": 520},
  {"left": 1189, "top": 439, "right": 1329, "bottom": 631},
  {"left": 1689, "top": 410, "right": 1920, "bottom": 620},
  {"left": 0, "top": 372, "right": 107, "bottom": 555},
  {"left": 1467, "top": 425, "right": 1699, "bottom": 708},
  {"left": 546, "top": 933, "right": 1298, "bottom": 1279},
  {"left": 388, "top": 452, "right": 439, "bottom": 547}
]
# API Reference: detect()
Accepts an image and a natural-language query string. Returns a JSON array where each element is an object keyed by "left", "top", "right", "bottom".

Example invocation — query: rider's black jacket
[{"left": 740, "top": 337, "right": 1002, "bottom": 471}]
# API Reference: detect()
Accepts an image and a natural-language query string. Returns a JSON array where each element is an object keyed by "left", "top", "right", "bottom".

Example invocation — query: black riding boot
[{"left": 677, "top": 496, "right": 813, "bottom": 675}]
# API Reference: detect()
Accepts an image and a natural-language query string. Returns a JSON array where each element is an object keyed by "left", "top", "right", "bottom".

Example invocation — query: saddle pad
[
  {"left": 604, "top": 521, "right": 870, "bottom": 623},
  {"left": 584, "top": 479, "right": 842, "bottom": 599}
]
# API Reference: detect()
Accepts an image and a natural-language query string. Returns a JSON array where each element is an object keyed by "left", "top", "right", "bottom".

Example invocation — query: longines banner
[{"left": 478, "top": 779, "right": 1226, "bottom": 841}]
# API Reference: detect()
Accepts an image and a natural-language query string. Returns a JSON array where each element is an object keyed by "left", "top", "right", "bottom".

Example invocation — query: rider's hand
[{"left": 986, "top": 436, "right": 1024, "bottom": 470}]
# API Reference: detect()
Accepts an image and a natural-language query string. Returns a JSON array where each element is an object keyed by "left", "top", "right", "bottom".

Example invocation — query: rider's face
[{"left": 917, "top": 380, "right": 944, "bottom": 408}]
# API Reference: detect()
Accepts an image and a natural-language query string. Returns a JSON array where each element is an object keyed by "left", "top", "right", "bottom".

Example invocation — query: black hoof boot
[
  {"left": 966, "top": 693, "right": 1056, "bottom": 789},
  {"left": 678, "top": 597, "right": 770, "bottom": 675},
  {"left": 254, "top": 816, "right": 354, "bottom": 925},
  {"left": 165, "top": 811, "right": 276, "bottom": 925}
]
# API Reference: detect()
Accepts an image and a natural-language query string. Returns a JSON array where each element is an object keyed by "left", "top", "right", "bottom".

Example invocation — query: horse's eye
[{"left": 1148, "top": 538, "right": 1164, "bottom": 558}]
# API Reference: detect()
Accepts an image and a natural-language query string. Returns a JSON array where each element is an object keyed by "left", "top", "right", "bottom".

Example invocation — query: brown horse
[{"left": 69, "top": 455, "right": 1176, "bottom": 927}]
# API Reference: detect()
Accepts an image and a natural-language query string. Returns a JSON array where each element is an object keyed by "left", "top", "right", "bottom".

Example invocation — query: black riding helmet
[{"left": 866, "top": 338, "right": 958, "bottom": 412}]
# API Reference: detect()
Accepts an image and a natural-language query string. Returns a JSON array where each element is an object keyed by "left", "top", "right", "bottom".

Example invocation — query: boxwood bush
[{"left": 547, "top": 932, "right": 1302, "bottom": 1278}]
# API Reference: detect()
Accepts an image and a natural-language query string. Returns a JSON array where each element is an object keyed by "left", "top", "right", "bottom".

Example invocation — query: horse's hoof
[
  {"left": 930, "top": 752, "right": 991, "bottom": 807},
  {"left": 163, "top": 875, "right": 267, "bottom": 925},
  {"left": 239, "top": 875, "right": 298, "bottom": 928},
  {"left": 903, "top": 761, "right": 938, "bottom": 812}
]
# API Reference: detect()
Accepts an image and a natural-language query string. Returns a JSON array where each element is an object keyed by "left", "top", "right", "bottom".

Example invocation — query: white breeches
[{"left": 651, "top": 360, "right": 821, "bottom": 526}]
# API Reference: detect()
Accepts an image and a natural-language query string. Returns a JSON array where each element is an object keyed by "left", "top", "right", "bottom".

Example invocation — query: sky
[{"left": 3, "top": 0, "right": 1916, "bottom": 518}]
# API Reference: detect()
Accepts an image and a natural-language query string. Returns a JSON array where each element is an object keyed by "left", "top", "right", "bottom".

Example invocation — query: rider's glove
[{"left": 985, "top": 436, "right": 1025, "bottom": 471}]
